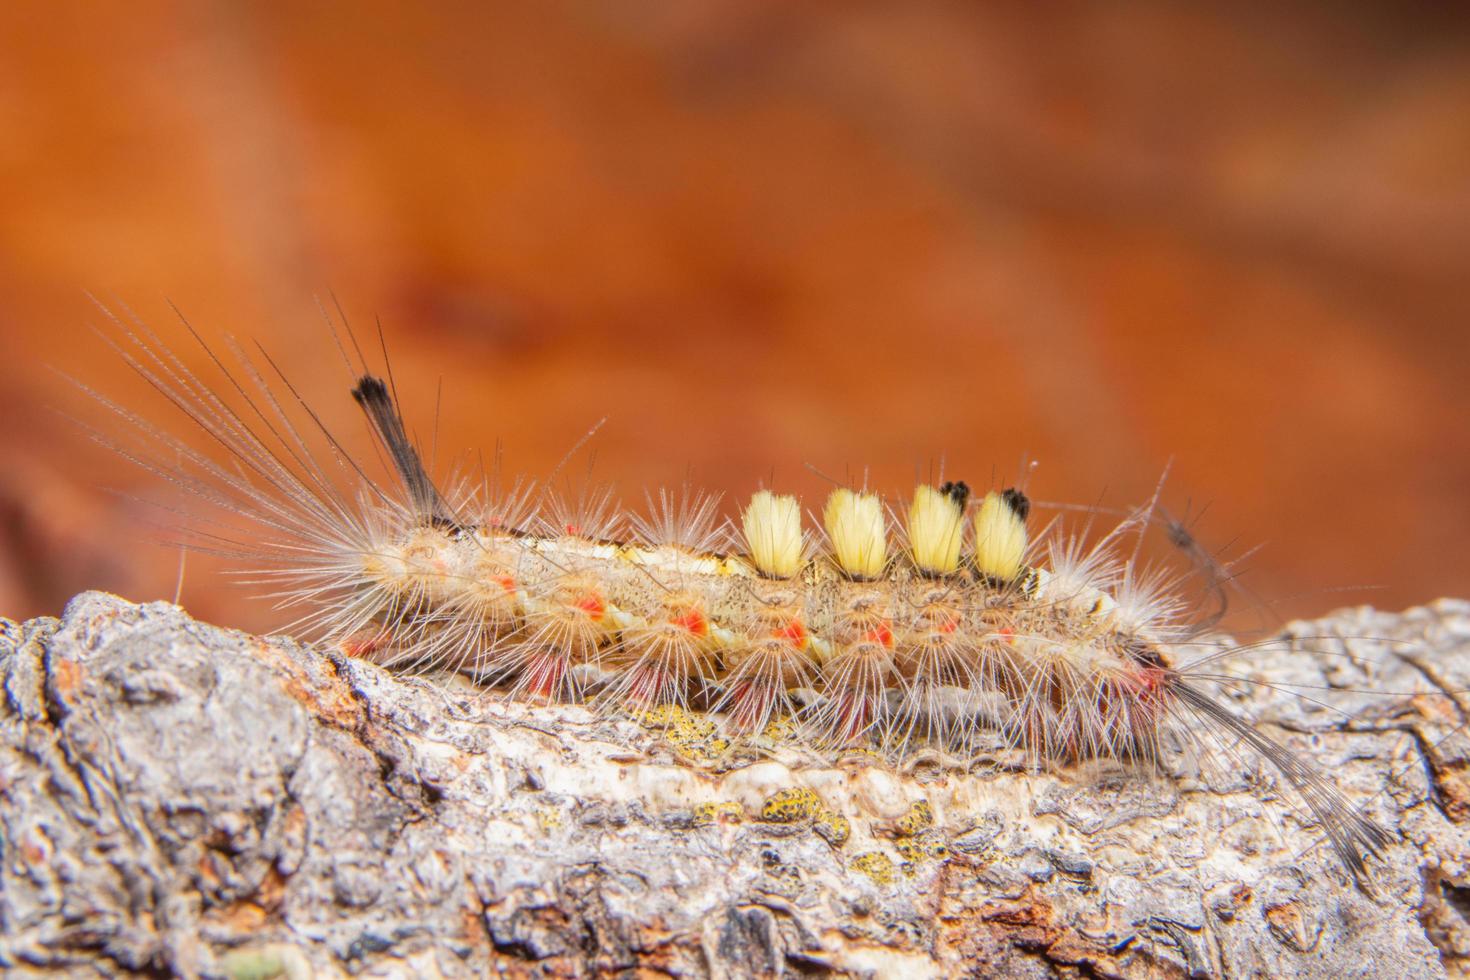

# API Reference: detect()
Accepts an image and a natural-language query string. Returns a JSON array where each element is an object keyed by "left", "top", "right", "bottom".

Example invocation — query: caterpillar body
[{"left": 79, "top": 308, "right": 1393, "bottom": 883}]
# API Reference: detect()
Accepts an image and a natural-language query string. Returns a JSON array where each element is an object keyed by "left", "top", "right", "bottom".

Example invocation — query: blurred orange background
[{"left": 1, "top": 3, "right": 1467, "bottom": 633}]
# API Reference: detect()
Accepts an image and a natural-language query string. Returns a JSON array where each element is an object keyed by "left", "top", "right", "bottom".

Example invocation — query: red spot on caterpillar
[
  {"left": 622, "top": 665, "right": 662, "bottom": 705},
  {"left": 863, "top": 621, "right": 894, "bottom": 647},
  {"left": 827, "top": 691, "right": 874, "bottom": 745},
  {"left": 573, "top": 591, "right": 606, "bottom": 620},
  {"left": 727, "top": 680, "right": 775, "bottom": 732},
  {"left": 670, "top": 607, "right": 708, "bottom": 636},
  {"left": 523, "top": 654, "right": 568, "bottom": 699},
  {"left": 775, "top": 618, "right": 808, "bottom": 648},
  {"left": 495, "top": 573, "right": 517, "bottom": 593},
  {"left": 340, "top": 636, "right": 378, "bottom": 659},
  {"left": 995, "top": 626, "right": 1014, "bottom": 642},
  {"left": 565, "top": 523, "right": 579, "bottom": 535},
  {"left": 1133, "top": 665, "right": 1169, "bottom": 704},
  {"left": 340, "top": 627, "right": 391, "bottom": 660},
  {"left": 1098, "top": 668, "right": 1170, "bottom": 727}
]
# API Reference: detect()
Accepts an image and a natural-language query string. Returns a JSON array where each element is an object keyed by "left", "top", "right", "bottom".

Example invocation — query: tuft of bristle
[
  {"left": 822, "top": 488, "right": 887, "bottom": 580},
  {"left": 973, "top": 488, "right": 1029, "bottom": 583},
  {"left": 542, "top": 483, "right": 623, "bottom": 542},
  {"left": 906, "top": 484, "right": 965, "bottom": 576},
  {"left": 510, "top": 574, "right": 613, "bottom": 701},
  {"left": 352, "top": 375, "right": 453, "bottom": 526},
  {"left": 605, "top": 592, "right": 718, "bottom": 710},
  {"left": 717, "top": 635, "right": 814, "bottom": 734},
  {"left": 632, "top": 486, "right": 724, "bottom": 553},
  {"left": 742, "top": 491, "right": 804, "bottom": 579},
  {"left": 1172, "top": 681, "right": 1394, "bottom": 886}
]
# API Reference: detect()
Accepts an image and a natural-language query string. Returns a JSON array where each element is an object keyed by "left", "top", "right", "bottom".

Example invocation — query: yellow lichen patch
[
  {"left": 535, "top": 806, "right": 565, "bottom": 833},
  {"left": 887, "top": 799, "right": 948, "bottom": 868},
  {"left": 696, "top": 734, "right": 733, "bottom": 762},
  {"left": 692, "top": 801, "right": 744, "bottom": 827},
  {"left": 761, "top": 713, "right": 799, "bottom": 742},
  {"left": 834, "top": 746, "right": 884, "bottom": 765},
  {"left": 638, "top": 703, "right": 730, "bottom": 763},
  {"left": 895, "top": 799, "right": 934, "bottom": 837},
  {"left": 760, "top": 787, "right": 824, "bottom": 823},
  {"left": 851, "top": 851, "right": 897, "bottom": 887},
  {"left": 814, "top": 810, "right": 851, "bottom": 847},
  {"left": 639, "top": 703, "right": 716, "bottom": 737},
  {"left": 670, "top": 733, "right": 730, "bottom": 765},
  {"left": 895, "top": 831, "right": 948, "bottom": 864},
  {"left": 217, "top": 944, "right": 312, "bottom": 980},
  {"left": 757, "top": 786, "right": 849, "bottom": 847}
]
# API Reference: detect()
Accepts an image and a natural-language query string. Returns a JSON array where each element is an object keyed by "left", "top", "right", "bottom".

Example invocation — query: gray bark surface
[{"left": 1, "top": 592, "right": 1468, "bottom": 978}]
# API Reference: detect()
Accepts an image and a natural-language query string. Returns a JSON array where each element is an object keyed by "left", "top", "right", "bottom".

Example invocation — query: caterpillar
[{"left": 74, "top": 304, "right": 1394, "bottom": 884}]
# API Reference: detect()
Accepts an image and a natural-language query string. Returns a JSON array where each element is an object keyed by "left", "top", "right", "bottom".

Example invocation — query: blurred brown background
[{"left": 0, "top": 2, "right": 1467, "bottom": 633}]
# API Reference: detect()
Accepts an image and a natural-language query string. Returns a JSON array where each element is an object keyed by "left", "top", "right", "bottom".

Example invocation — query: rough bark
[{"left": 2, "top": 592, "right": 1468, "bottom": 978}]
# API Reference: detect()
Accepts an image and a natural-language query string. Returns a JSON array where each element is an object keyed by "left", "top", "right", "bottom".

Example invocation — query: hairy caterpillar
[{"left": 74, "top": 305, "right": 1394, "bottom": 884}]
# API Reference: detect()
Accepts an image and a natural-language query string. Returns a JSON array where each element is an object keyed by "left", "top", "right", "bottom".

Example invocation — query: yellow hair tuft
[
  {"left": 907, "top": 484, "right": 965, "bottom": 576},
  {"left": 742, "top": 490, "right": 804, "bottom": 578},
  {"left": 973, "top": 488, "right": 1029, "bottom": 582},
  {"left": 823, "top": 488, "right": 887, "bottom": 580}
]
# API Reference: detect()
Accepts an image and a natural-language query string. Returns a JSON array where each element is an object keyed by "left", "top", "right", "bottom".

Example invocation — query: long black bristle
[
  {"left": 1172, "top": 680, "right": 1393, "bottom": 888},
  {"left": 351, "top": 375, "right": 450, "bottom": 525}
]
